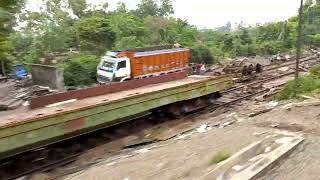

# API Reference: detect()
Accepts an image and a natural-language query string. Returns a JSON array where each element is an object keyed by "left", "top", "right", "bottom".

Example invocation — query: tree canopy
[
  {"left": 0, "top": 0, "right": 25, "bottom": 75},
  {"left": 3, "top": 0, "right": 320, "bottom": 85}
]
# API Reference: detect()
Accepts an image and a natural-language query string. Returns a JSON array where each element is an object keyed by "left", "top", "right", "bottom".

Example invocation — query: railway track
[
  {"left": 263, "top": 55, "right": 318, "bottom": 71},
  {"left": 1, "top": 56, "right": 319, "bottom": 180}
]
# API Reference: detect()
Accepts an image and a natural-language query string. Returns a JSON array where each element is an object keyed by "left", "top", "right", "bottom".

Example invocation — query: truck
[{"left": 97, "top": 45, "right": 190, "bottom": 83}]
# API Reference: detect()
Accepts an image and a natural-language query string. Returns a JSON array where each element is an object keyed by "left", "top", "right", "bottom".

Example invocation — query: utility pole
[
  {"left": 0, "top": 60, "right": 6, "bottom": 77},
  {"left": 295, "top": 0, "right": 304, "bottom": 80}
]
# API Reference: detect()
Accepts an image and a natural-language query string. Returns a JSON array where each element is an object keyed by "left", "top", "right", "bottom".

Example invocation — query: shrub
[
  {"left": 63, "top": 54, "right": 99, "bottom": 87},
  {"left": 190, "top": 45, "right": 216, "bottom": 65},
  {"left": 208, "top": 150, "right": 231, "bottom": 165},
  {"left": 257, "top": 41, "right": 283, "bottom": 55},
  {"left": 277, "top": 75, "right": 320, "bottom": 100},
  {"left": 310, "top": 64, "right": 320, "bottom": 78}
]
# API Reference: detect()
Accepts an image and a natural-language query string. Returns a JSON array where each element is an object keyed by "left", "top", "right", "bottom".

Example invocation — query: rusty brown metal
[
  {"left": 30, "top": 71, "right": 188, "bottom": 109},
  {"left": 64, "top": 117, "right": 86, "bottom": 133}
]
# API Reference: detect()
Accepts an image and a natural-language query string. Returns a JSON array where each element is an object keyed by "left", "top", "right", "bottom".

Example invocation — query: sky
[{"left": 27, "top": 0, "right": 303, "bottom": 29}]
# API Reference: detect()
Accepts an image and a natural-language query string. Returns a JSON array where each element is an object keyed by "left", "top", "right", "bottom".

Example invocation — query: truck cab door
[{"left": 114, "top": 59, "right": 131, "bottom": 79}]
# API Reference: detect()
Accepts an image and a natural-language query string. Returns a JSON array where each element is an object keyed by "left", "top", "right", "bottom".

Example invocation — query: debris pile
[{"left": 0, "top": 79, "right": 56, "bottom": 111}]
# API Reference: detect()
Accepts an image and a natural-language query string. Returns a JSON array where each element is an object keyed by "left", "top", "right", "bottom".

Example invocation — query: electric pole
[
  {"left": 295, "top": 0, "right": 304, "bottom": 80},
  {"left": 0, "top": 60, "right": 6, "bottom": 77}
]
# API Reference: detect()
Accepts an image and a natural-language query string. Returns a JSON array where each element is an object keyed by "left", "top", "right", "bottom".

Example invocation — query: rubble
[
  {"left": 255, "top": 88, "right": 279, "bottom": 101},
  {"left": 265, "top": 101, "right": 279, "bottom": 108},
  {"left": 277, "top": 66, "right": 291, "bottom": 72},
  {"left": 0, "top": 79, "right": 55, "bottom": 111},
  {"left": 232, "top": 114, "right": 246, "bottom": 122},
  {"left": 135, "top": 148, "right": 151, "bottom": 154},
  {"left": 248, "top": 154, "right": 264, "bottom": 162},
  {"left": 281, "top": 103, "right": 293, "bottom": 110},
  {"left": 249, "top": 109, "right": 272, "bottom": 117},
  {"left": 253, "top": 132, "right": 267, "bottom": 136},
  {"left": 299, "top": 66, "right": 309, "bottom": 72},
  {"left": 219, "top": 120, "right": 236, "bottom": 128},
  {"left": 265, "top": 146, "right": 272, "bottom": 153},
  {"left": 249, "top": 101, "right": 279, "bottom": 117},
  {"left": 175, "top": 134, "right": 191, "bottom": 140},
  {"left": 275, "top": 137, "right": 294, "bottom": 144},
  {"left": 297, "top": 95, "right": 313, "bottom": 99},
  {"left": 196, "top": 124, "right": 212, "bottom": 133},
  {"left": 0, "top": 76, "right": 8, "bottom": 82},
  {"left": 294, "top": 100, "right": 320, "bottom": 107},
  {"left": 232, "top": 165, "right": 244, "bottom": 172}
]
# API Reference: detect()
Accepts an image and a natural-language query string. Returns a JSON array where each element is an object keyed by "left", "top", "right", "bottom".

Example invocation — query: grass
[
  {"left": 276, "top": 75, "right": 320, "bottom": 100},
  {"left": 277, "top": 64, "right": 320, "bottom": 100},
  {"left": 208, "top": 150, "right": 231, "bottom": 165}
]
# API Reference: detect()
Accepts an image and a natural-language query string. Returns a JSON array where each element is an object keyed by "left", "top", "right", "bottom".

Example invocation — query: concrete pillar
[{"left": 31, "top": 64, "right": 65, "bottom": 91}]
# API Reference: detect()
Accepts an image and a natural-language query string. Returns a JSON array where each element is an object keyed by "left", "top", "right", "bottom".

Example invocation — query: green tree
[
  {"left": 41, "top": 24, "right": 69, "bottom": 53},
  {"left": 9, "top": 32, "right": 33, "bottom": 60},
  {"left": 115, "top": 36, "right": 144, "bottom": 49},
  {"left": 159, "top": 0, "right": 174, "bottom": 16},
  {"left": 255, "top": 23, "right": 282, "bottom": 43},
  {"left": 222, "top": 33, "right": 234, "bottom": 56},
  {"left": 143, "top": 16, "right": 170, "bottom": 44},
  {"left": 63, "top": 54, "right": 99, "bottom": 86},
  {"left": 19, "top": 0, "right": 77, "bottom": 48},
  {"left": 135, "top": 0, "right": 159, "bottom": 18},
  {"left": 215, "top": 22, "right": 232, "bottom": 32},
  {"left": 190, "top": 44, "right": 215, "bottom": 64},
  {"left": 161, "top": 18, "right": 197, "bottom": 46},
  {"left": 0, "top": 0, "right": 25, "bottom": 75},
  {"left": 110, "top": 12, "right": 145, "bottom": 40},
  {"left": 307, "top": 34, "right": 320, "bottom": 46},
  {"left": 75, "top": 15, "right": 116, "bottom": 54},
  {"left": 116, "top": 2, "right": 128, "bottom": 13},
  {"left": 68, "top": 0, "right": 87, "bottom": 18},
  {"left": 239, "top": 28, "right": 252, "bottom": 45}
]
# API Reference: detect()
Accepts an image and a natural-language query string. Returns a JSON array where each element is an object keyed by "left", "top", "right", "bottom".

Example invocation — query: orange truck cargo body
[
  {"left": 129, "top": 48, "right": 190, "bottom": 78},
  {"left": 97, "top": 46, "right": 190, "bottom": 83}
]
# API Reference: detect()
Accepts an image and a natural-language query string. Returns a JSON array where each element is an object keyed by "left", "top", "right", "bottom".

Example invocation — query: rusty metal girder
[{"left": 30, "top": 71, "right": 188, "bottom": 109}]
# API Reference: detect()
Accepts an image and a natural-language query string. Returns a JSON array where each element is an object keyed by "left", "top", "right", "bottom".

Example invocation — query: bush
[
  {"left": 307, "top": 34, "right": 320, "bottom": 46},
  {"left": 208, "top": 150, "right": 231, "bottom": 165},
  {"left": 310, "top": 64, "right": 320, "bottom": 78},
  {"left": 257, "top": 41, "right": 284, "bottom": 55},
  {"left": 63, "top": 54, "right": 99, "bottom": 87},
  {"left": 190, "top": 45, "right": 216, "bottom": 65},
  {"left": 277, "top": 75, "right": 320, "bottom": 100}
]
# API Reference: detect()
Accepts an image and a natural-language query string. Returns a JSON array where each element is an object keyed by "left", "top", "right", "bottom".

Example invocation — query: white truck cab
[{"left": 97, "top": 51, "right": 131, "bottom": 83}]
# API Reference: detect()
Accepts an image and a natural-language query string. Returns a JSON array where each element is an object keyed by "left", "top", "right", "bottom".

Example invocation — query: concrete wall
[{"left": 31, "top": 64, "right": 65, "bottom": 91}]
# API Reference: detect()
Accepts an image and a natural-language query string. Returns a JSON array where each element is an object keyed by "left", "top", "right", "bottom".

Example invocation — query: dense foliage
[
  {"left": 2, "top": 0, "right": 320, "bottom": 86},
  {"left": 277, "top": 75, "right": 320, "bottom": 100},
  {"left": 0, "top": 0, "right": 25, "bottom": 74},
  {"left": 63, "top": 54, "right": 99, "bottom": 86},
  {"left": 277, "top": 64, "right": 320, "bottom": 100}
]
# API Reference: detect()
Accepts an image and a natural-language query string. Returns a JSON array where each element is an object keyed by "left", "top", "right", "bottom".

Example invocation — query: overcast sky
[{"left": 27, "top": 0, "right": 303, "bottom": 29}]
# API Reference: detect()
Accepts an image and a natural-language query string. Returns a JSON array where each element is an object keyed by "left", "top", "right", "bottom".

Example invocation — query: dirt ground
[
  {"left": 57, "top": 96, "right": 320, "bottom": 180},
  {"left": 63, "top": 121, "right": 268, "bottom": 180},
  {"left": 251, "top": 101, "right": 320, "bottom": 180}
]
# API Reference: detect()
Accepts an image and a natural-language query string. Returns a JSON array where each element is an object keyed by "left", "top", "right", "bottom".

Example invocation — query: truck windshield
[{"left": 100, "top": 61, "right": 115, "bottom": 73}]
